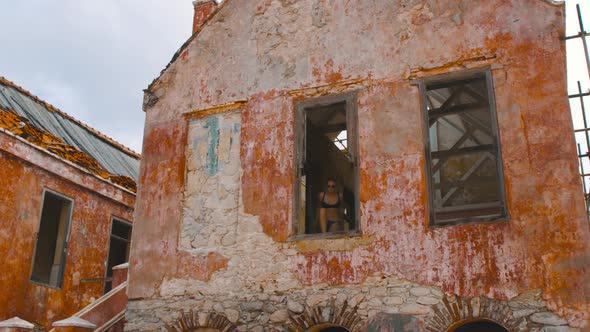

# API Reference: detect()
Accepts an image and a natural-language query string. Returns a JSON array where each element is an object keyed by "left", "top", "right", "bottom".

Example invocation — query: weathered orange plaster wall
[
  {"left": 130, "top": 0, "right": 590, "bottom": 326},
  {"left": 0, "top": 134, "right": 134, "bottom": 329}
]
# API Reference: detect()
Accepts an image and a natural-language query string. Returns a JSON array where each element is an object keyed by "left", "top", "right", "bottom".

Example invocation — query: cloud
[{"left": 0, "top": 0, "right": 194, "bottom": 152}]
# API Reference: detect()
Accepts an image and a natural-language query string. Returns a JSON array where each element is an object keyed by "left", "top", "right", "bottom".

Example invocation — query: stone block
[
  {"left": 367, "top": 313, "right": 423, "bottom": 332},
  {"left": 409, "top": 287, "right": 430, "bottom": 297},
  {"left": 240, "top": 301, "right": 264, "bottom": 312},
  {"left": 399, "top": 303, "right": 430, "bottom": 315},
  {"left": 416, "top": 296, "right": 439, "bottom": 305},
  {"left": 269, "top": 310, "right": 289, "bottom": 323},
  {"left": 540, "top": 327, "right": 580, "bottom": 332},
  {"left": 287, "top": 300, "right": 304, "bottom": 313},
  {"left": 383, "top": 296, "right": 405, "bottom": 306},
  {"left": 225, "top": 309, "right": 240, "bottom": 323},
  {"left": 530, "top": 312, "right": 568, "bottom": 326},
  {"left": 369, "top": 287, "right": 387, "bottom": 297},
  {"left": 306, "top": 293, "right": 331, "bottom": 307}
]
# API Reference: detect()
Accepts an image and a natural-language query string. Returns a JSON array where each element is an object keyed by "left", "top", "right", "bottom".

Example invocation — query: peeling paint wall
[
  {"left": 128, "top": 0, "right": 590, "bottom": 330},
  {"left": 0, "top": 131, "right": 134, "bottom": 330},
  {"left": 181, "top": 111, "right": 241, "bottom": 251}
]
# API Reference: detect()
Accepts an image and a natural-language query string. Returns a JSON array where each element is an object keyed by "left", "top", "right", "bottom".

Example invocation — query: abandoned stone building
[
  {"left": 0, "top": 77, "right": 139, "bottom": 331},
  {"left": 127, "top": 0, "right": 590, "bottom": 331}
]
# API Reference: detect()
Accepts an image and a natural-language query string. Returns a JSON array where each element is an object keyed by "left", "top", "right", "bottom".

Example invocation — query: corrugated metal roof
[{"left": 0, "top": 77, "right": 140, "bottom": 181}]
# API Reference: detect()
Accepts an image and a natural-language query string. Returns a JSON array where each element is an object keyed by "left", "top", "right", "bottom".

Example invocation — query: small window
[
  {"left": 419, "top": 70, "right": 507, "bottom": 225},
  {"left": 30, "top": 190, "right": 73, "bottom": 288},
  {"left": 104, "top": 218, "right": 132, "bottom": 293},
  {"left": 293, "top": 92, "right": 360, "bottom": 236}
]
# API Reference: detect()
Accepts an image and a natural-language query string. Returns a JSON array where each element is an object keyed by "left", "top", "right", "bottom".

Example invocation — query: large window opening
[
  {"left": 30, "top": 190, "right": 73, "bottom": 288},
  {"left": 104, "top": 218, "right": 132, "bottom": 293},
  {"left": 419, "top": 69, "right": 507, "bottom": 225},
  {"left": 294, "top": 92, "right": 359, "bottom": 236}
]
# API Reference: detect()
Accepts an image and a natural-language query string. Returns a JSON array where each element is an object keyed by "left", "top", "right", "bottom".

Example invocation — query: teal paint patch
[
  {"left": 231, "top": 122, "right": 241, "bottom": 146},
  {"left": 204, "top": 117, "right": 220, "bottom": 176}
]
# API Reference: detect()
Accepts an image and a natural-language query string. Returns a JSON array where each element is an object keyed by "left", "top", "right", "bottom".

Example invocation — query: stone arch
[
  {"left": 285, "top": 300, "right": 363, "bottom": 332},
  {"left": 424, "top": 295, "right": 523, "bottom": 332},
  {"left": 166, "top": 311, "right": 237, "bottom": 332}
]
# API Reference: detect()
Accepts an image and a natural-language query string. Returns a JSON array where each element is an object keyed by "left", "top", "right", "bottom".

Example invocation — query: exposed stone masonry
[
  {"left": 180, "top": 111, "right": 241, "bottom": 252},
  {"left": 126, "top": 276, "right": 578, "bottom": 331}
]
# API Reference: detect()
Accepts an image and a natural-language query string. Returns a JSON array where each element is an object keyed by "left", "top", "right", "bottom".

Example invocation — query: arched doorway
[
  {"left": 450, "top": 319, "right": 509, "bottom": 332},
  {"left": 306, "top": 323, "right": 350, "bottom": 332},
  {"left": 318, "top": 327, "right": 349, "bottom": 332},
  {"left": 425, "top": 295, "right": 523, "bottom": 332}
]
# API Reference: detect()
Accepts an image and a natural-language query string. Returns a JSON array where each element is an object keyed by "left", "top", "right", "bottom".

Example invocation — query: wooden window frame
[
  {"left": 291, "top": 91, "right": 361, "bottom": 240},
  {"left": 103, "top": 216, "right": 132, "bottom": 293},
  {"left": 29, "top": 189, "right": 74, "bottom": 289},
  {"left": 417, "top": 68, "right": 509, "bottom": 226}
]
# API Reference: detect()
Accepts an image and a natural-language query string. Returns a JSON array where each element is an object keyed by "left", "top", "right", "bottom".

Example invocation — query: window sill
[
  {"left": 431, "top": 215, "right": 511, "bottom": 228},
  {"left": 286, "top": 231, "right": 373, "bottom": 253},
  {"left": 29, "top": 279, "right": 62, "bottom": 290},
  {"left": 287, "top": 230, "right": 362, "bottom": 242}
]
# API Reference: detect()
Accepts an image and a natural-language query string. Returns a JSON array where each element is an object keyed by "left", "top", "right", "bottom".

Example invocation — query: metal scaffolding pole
[{"left": 564, "top": 3, "right": 590, "bottom": 212}]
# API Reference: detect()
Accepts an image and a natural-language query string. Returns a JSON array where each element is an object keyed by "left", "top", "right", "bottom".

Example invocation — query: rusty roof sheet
[{"left": 0, "top": 77, "right": 140, "bottom": 183}]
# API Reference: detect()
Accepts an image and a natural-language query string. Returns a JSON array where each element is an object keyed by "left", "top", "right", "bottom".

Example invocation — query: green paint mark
[
  {"left": 231, "top": 122, "right": 240, "bottom": 146},
  {"left": 204, "top": 117, "right": 220, "bottom": 176}
]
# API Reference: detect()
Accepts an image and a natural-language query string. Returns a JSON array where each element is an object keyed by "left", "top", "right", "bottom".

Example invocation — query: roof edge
[
  {"left": 0, "top": 127, "right": 136, "bottom": 196},
  {"left": 0, "top": 107, "right": 137, "bottom": 192},
  {"left": 0, "top": 76, "right": 141, "bottom": 159},
  {"left": 146, "top": 0, "right": 231, "bottom": 93}
]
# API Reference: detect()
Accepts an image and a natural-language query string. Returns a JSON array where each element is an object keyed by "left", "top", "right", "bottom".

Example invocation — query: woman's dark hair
[{"left": 326, "top": 177, "right": 337, "bottom": 183}]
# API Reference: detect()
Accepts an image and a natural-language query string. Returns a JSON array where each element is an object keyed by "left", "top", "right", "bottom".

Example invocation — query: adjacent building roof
[{"left": 0, "top": 76, "right": 140, "bottom": 192}]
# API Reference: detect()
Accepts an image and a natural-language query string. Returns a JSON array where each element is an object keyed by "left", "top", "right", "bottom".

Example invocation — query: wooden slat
[
  {"left": 431, "top": 144, "right": 493, "bottom": 159},
  {"left": 429, "top": 102, "right": 486, "bottom": 122}
]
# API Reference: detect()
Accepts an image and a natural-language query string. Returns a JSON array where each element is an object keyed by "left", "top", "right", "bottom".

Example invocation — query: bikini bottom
[{"left": 327, "top": 220, "right": 338, "bottom": 230}]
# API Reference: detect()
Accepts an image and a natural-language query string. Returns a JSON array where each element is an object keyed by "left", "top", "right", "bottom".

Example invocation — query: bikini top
[{"left": 321, "top": 192, "right": 341, "bottom": 208}]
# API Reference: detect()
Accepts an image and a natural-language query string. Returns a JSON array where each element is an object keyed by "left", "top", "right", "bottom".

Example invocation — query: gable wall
[{"left": 129, "top": 1, "right": 590, "bottom": 330}]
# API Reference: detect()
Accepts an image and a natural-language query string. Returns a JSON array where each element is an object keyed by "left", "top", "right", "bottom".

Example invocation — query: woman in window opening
[{"left": 318, "top": 178, "right": 349, "bottom": 233}]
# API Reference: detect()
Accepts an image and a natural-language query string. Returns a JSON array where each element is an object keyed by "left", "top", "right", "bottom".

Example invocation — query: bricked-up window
[
  {"left": 293, "top": 92, "right": 359, "bottom": 236},
  {"left": 419, "top": 69, "right": 507, "bottom": 225},
  {"left": 31, "top": 190, "right": 73, "bottom": 288},
  {"left": 104, "top": 218, "right": 132, "bottom": 293}
]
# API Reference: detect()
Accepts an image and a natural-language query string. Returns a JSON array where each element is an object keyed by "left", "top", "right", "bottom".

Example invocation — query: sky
[
  {"left": 0, "top": 1, "right": 588, "bottom": 155},
  {"left": 0, "top": 0, "right": 193, "bottom": 153}
]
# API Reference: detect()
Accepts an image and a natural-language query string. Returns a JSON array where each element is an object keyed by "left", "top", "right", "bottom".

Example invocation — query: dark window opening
[
  {"left": 31, "top": 191, "right": 73, "bottom": 288},
  {"left": 104, "top": 218, "right": 132, "bottom": 293},
  {"left": 294, "top": 92, "right": 359, "bottom": 236},
  {"left": 306, "top": 324, "right": 350, "bottom": 332},
  {"left": 318, "top": 327, "right": 349, "bottom": 332},
  {"left": 420, "top": 70, "right": 507, "bottom": 225},
  {"left": 452, "top": 320, "right": 509, "bottom": 332}
]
